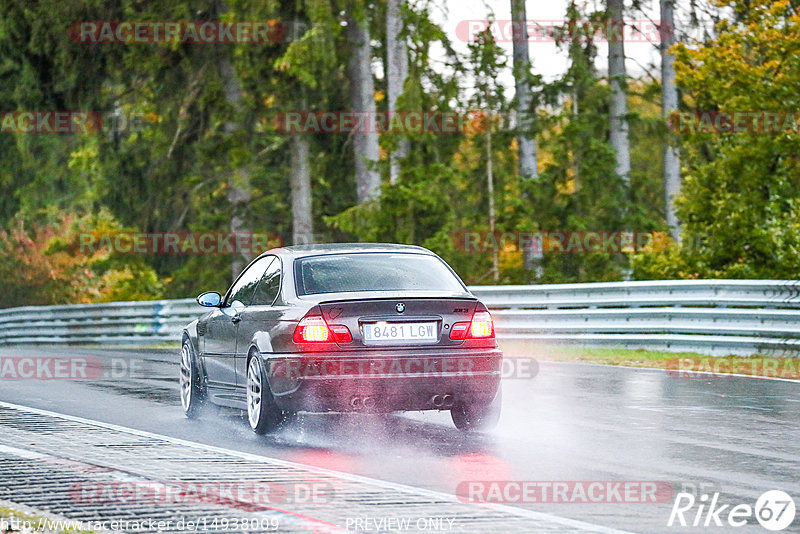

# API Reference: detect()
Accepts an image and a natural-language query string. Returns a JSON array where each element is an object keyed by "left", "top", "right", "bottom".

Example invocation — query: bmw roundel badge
[{"left": 395, "top": 303, "right": 405, "bottom": 313}]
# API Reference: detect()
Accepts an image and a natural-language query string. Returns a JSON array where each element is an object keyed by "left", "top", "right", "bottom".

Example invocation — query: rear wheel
[
  {"left": 180, "top": 339, "right": 205, "bottom": 418},
  {"left": 247, "top": 355, "right": 285, "bottom": 434},
  {"left": 451, "top": 386, "right": 501, "bottom": 432}
]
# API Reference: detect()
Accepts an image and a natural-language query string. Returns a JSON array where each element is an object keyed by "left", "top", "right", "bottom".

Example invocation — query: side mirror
[{"left": 196, "top": 291, "right": 222, "bottom": 307}]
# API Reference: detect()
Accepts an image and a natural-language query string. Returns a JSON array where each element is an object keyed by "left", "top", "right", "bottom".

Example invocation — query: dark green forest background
[{"left": 1, "top": 0, "right": 798, "bottom": 307}]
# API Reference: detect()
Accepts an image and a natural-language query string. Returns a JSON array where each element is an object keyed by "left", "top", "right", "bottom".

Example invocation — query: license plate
[{"left": 362, "top": 322, "right": 438, "bottom": 344}]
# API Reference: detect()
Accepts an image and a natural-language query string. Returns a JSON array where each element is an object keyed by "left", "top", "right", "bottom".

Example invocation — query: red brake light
[
  {"left": 469, "top": 311, "right": 494, "bottom": 338},
  {"left": 293, "top": 314, "right": 352, "bottom": 343},
  {"left": 449, "top": 311, "right": 495, "bottom": 340},
  {"left": 294, "top": 315, "right": 330, "bottom": 342}
]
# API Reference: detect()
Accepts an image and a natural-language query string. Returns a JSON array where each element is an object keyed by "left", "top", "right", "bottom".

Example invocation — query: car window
[
  {"left": 251, "top": 257, "right": 281, "bottom": 306},
  {"left": 225, "top": 256, "right": 274, "bottom": 307},
  {"left": 295, "top": 253, "right": 466, "bottom": 296}
]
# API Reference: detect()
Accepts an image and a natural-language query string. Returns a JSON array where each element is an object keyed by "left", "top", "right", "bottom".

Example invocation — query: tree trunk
[
  {"left": 510, "top": 0, "right": 538, "bottom": 180},
  {"left": 486, "top": 108, "right": 499, "bottom": 282},
  {"left": 511, "top": 0, "right": 543, "bottom": 277},
  {"left": 290, "top": 134, "right": 313, "bottom": 245},
  {"left": 386, "top": 0, "right": 409, "bottom": 185},
  {"left": 661, "top": 0, "right": 681, "bottom": 241},
  {"left": 346, "top": 6, "right": 381, "bottom": 203},
  {"left": 608, "top": 0, "right": 631, "bottom": 186},
  {"left": 218, "top": 55, "right": 251, "bottom": 282}
]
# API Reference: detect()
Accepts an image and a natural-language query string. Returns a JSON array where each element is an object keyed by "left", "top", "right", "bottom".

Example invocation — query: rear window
[{"left": 294, "top": 253, "right": 466, "bottom": 296}]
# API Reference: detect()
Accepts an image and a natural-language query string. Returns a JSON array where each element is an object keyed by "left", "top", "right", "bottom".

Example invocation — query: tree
[
  {"left": 607, "top": 0, "right": 631, "bottom": 186},
  {"left": 285, "top": 17, "right": 314, "bottom": 245},
  {"left": 661, "top": 0, "right": 681, "bottom": 240},
  {"left": 218, "top": 51, "right": 252, "bottom": 281},
  {"left": 0, "top": 0, "right": 674, "bottom": 305},
  {"left": 510, "top": 0, "right": 539, "bottom": 180},
  {"left": 468, "top": 28, "right": 508, "bottom": 282},
  {"left": 635, "top": 0, "right": 800, "bottom": 279},
  {"left": 532, "top": 1, "right": 630, "bottom": 283},
  {"left": 510, "top": 0, "right": 544, "bottom": 277},
  {"left": 0, "top": 212, "right": 163, "bottom": 307},
  {"left": 346, "top": 2, "right": 381, "bottom": 204},
  {"left": 290, "top": 133, "right": 313, "bottom": 244},
  {"left": 386, "top": 0, "right": 410, "bottom": 184}
]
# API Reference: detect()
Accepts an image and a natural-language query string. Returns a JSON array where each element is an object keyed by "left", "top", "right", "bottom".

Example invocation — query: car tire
[
  {"left": 246, "top": 354, "right": 285, "bottom": 435},
  {"left": 180, "top": 339, "right": 206, "bottom": 419},
  {"left": 451, "top": 386, "right": 502, "bottom": 432}
]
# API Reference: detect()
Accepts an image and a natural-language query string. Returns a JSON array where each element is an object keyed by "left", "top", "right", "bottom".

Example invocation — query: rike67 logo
[{"left": 668, "top": 490, "right": 796, "bottom": 530}]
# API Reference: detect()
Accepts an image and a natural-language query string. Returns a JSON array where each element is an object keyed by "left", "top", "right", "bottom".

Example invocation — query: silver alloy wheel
[
  {"left": 247, "top": 357, "right": 263, "bottom": 430},
  {"left": 179, "top": 343, "right": 193, "bottom": 412}
]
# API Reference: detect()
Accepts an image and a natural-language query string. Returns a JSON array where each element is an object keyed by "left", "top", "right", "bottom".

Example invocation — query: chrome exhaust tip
[
  {"left": 432, "top": 394, "right": 444, "bottom": 408},
  {"left": 442, "top": 394, "right": 454, "bottom": 408},
  {"left": 363, "top": 396, "right": 376, "bottom": 409},
  {"left": 350, "top": 397, "right": 363, "bottom": 409}
]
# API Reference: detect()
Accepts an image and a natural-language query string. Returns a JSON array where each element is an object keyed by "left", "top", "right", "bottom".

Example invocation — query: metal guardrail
[
  {"left": 0, "top": 299, "right": 202, "bottom": 345},
  {"left": 477, "top": 280, "right": 800, "bottom": 355},
  {"left": 1, "top": 280, "right": 799, "bottom": 355}
]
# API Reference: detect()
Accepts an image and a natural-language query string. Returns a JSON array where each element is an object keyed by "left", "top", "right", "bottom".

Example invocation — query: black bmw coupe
[{"left": 181, "top": 243, "right": 502, "bottom": 434}]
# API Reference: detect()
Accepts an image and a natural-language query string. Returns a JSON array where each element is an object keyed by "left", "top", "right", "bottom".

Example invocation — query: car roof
[{"left": 260, "top": 242, "right": 434, "bottom": 259}]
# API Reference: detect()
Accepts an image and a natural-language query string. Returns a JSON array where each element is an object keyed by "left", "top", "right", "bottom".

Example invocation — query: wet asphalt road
[{"left": 0, "top": 344, "right": 798, "bottom": 533}]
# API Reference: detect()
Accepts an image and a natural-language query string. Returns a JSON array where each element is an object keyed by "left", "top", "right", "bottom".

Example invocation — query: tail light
[
  {"left": 469, "top": 311, "right": 494, "bottom": 338},
  {"left": 329, "top": 324, "right": 353, "bottom": 342},
  {"left": 449, "top": 310, "right": 495, "bottom": 340},
  {"left": 293, "top": 316, "right": 330, "bottom": 342},
  {"left": 293, "top": 313, "right": 352, "bottom": 343}
]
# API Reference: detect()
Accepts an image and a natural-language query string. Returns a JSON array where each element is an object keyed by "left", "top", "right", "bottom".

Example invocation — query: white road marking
[{"left": 0, "top": 400, "right": 633, "bottom": 533}]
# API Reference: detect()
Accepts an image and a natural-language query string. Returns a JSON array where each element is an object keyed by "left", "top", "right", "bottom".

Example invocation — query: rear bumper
[{"left": 263, "top": 347, "right": 502, "bottom": 413}]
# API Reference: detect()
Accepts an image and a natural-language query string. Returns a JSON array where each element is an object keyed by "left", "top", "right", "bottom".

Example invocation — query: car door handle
[{"left": 231, "top": 314, "right": 241, "bottom": 324}]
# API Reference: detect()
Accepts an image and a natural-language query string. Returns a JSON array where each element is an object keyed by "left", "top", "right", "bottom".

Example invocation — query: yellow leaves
[
  {"left": 676, "top": 1, "right": 800, "bottom": 112},
  {"left": 498, "top": 248, "right": 524, "bottom": 271},
  {"left": 142, "top": 112, "right": 161, "bottom": 124},
  {"left": 557, "top": 179, "right": 576, "bottom": 195},
  {"left": 536, "top": 145, "right": 555, "bottom": 175},
  {"left": 452, "top": 136, "right": 482, "bottom": 171},
  {"left": 772, "top": 0, "right": 792, "bottom": 15},
  {"left": 635, "top": 232, "right": 672, "bottom": 254},
  {"left": 374, "top": 90, "right": 385, "bottom": 102},
  {"left": 462, "top": 110, "right": 501, "bottom": 135}
]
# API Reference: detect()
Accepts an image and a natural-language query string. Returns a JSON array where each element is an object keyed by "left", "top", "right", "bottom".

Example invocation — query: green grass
[{"left": 497, "top": 340, "right": 800, "bottom": 380}]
